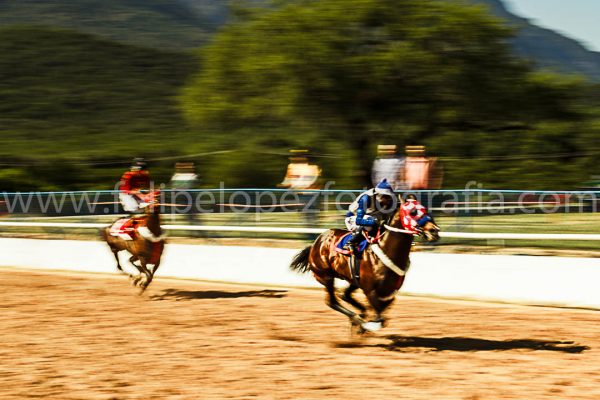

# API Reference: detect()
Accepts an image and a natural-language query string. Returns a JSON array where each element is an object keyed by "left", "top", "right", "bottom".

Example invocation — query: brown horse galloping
[
  {"left": 102, "top": 191, "right": 166, "bottom": 292},
  {"left": 290, "top": 205, "right": 439, "bottom": 333}
]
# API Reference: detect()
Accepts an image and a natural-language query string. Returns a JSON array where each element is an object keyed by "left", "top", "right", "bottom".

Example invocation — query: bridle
[
  {"left": 360, "top": 208, "right": 437, "bottom": 278},
  {"left": 364, "top": 204, "right": 440, "bottom": 244},
  {"left": 379, "top": 208, "right": 421, "bottom": 237},
  {"left": 361, "top": 217, "right": 418, "bottom": 246}
]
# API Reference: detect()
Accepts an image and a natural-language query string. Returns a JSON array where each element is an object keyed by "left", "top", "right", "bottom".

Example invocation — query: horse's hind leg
[
  {"left": 324, "top": 277, "right": 364, "bottom": 326},
  {"left": 149, "top": 258, "right": 161, "bottom": 281},
  {"left": 111, "top": 249, "right": 132, "bottom": 278},
  {"left": 341, "top": 284, "right": 367, "bottom": 316},
  {"left": 112, "top": 250, "right": 124, "bottom": 273}
]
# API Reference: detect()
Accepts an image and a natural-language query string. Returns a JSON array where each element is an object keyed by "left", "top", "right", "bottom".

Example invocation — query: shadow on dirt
[
  {"left": 336, "top": 335, "right": 589, "bottom": 353},
  {"left": 150, "top": 288, "right": 287, "bottom": 301}
]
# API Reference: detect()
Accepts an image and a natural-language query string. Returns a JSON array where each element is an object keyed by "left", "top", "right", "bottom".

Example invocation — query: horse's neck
[
  {"left": 378, "top": 213, "right": 413, "bottom": 266},
  {"left": 146, "top": 210, "right": 162, "bottom": 235}
]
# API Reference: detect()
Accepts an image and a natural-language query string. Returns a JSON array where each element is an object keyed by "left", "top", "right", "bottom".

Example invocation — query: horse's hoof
[
  {"left": 349, "top": 322, "right": 365, "bottom": 337},
  {"left": 131, "top": 276, "right": 143, "bottom": 287},
  {"left": 360, "top": 321, "right": 383, "bottom": 333}
]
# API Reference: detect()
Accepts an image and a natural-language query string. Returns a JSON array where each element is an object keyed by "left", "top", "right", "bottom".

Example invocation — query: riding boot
[
  {"left": 345, "top": 227, "right": 364, "bottom": 251},
  {"left": 345, "top": 227, "right": 364, "bottom": 284}
]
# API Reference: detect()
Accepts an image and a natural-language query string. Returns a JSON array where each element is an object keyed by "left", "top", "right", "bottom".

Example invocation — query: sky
[{"left": 505, "top": 0, "right": 600, "bottom": 52}]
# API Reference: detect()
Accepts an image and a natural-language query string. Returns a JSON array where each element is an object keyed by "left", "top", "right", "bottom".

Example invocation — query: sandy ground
[{"left": 1, "top": 268, "right": 598, "bottom": 400}]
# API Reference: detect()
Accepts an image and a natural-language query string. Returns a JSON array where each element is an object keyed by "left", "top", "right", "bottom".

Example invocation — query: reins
[
  {"left": 383, "top": 224, "right": 419, "bottom": 236},
  {"left": 361, "top": 223, "right": 418, "bottom": 247},
  {"left": 363, "top": 222, "right": 415, "bottom": 278}
]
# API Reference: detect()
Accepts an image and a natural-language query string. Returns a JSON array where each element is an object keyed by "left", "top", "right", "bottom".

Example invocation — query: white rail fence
[
  {"left": 0, "top": 221, "right": 599, "bottom": 241},
  {"left": 2, "top": 237, "right": 600, "bottom": 309}
]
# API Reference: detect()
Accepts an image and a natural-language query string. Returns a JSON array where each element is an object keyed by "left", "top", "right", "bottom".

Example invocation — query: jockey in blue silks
[{"left": 344, "top": 179, "right": 398, "bottom": 253}]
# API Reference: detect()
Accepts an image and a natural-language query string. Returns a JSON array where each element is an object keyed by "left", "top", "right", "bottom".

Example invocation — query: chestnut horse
[
  {"left": 290, "top": 205, "right": 439, "bottom": 333},
  {"left": 102, "top": 192, "right": 166, "bottom": 292}
]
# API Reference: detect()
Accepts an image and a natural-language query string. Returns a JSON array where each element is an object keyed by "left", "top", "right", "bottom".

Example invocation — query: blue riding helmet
[{"left": 374, "top": 178, "right": 395, "bottom": 198}]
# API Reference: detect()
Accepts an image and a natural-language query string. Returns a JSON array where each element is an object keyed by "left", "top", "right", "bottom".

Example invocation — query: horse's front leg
[
  {"left": 148, "top": 242, "right": 165, "bottom": 279},
  {"left": 365, "top": 288, "right": 398, "bottom": 329},
  {"left": 149, "top": 258, "right": 162, "bottom": 282},
  {"left": 136, "top": 257, "right": 153, "bottom": 293}
]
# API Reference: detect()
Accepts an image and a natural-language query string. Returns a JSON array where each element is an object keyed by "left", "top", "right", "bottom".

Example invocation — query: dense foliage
[
  {"left": 0, "top": 1, "right": 599, "bottom": 191},
  {"left": 182, "top": 0, "right": 598, "bottom": 189},
  {"left": 0, "top": 27, "right": 196, "bottom": 190}
]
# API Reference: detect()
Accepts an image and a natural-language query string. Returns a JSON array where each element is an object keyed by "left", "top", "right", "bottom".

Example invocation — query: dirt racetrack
[{"left": 1, "top": 268, "right": 599, "bottom": 399}]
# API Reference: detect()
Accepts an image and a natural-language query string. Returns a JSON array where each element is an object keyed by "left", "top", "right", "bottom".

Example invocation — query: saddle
[
  {"left": 334, "top": 233, "right": 369, "bottom": 256},
  {"left": 109, "top": 217, "right": 143, "bottom": 241},
  {"left": 334, "top": 232, "right": 370, "bottom": 285},
  {"left": 108, "top": 217, "right": 163, "bottom": 265}
]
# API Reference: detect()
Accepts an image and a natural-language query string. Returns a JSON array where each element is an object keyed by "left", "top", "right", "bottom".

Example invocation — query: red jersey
[{"left": 120, "top": 170, "right": 151, "bottom": 193}]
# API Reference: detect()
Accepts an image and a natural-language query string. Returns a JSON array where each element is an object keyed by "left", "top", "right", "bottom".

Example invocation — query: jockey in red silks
[
  {"left": 401, "top": 194, "right": 433, "bottom": 232},
  {"left": 119, "top": 158, "right": 152, "bottom": 215}
]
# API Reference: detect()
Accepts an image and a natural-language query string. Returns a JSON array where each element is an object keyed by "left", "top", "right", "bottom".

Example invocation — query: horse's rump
[
  {"left": 315, "top": 229, "right": 360, "bottom": 279},
  {"left": 326, "top": 229, "right": 351, "bottom": 253}
]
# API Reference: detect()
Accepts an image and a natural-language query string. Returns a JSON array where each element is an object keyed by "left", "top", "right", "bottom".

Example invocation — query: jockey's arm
[
  {"left": 119, "top": 172, "right": 132, "bottom": 193},
  {"left": 355, "top": 195, "right": 376, "bottom": 227}
]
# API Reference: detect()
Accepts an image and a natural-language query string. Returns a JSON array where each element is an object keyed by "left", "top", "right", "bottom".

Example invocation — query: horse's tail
[{"left": 290, "top": 246, "right": 312, "bottom": 274}]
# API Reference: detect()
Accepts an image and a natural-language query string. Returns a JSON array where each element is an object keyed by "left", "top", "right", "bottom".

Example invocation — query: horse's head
[
  {"left": 417, "top": 216, "right": 440, "bottom": 242},
  {"left": 388, "top": 198, "right": 440, "bottom": 242}
]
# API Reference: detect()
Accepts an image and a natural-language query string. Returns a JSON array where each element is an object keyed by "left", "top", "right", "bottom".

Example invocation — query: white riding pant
[{"left": 119, "top": 193, "right": 149, "bottom": 213}]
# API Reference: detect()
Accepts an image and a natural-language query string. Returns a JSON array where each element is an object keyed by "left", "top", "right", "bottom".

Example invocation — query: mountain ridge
[
  {"left": 470, "top": 0, "right": 600, "bottom": 80},
  {"left": 0, "top": 0, "right": 223, "bottom": 50},
  {"left": 0, "top": 0, "right": 598, "bottom": 79}
]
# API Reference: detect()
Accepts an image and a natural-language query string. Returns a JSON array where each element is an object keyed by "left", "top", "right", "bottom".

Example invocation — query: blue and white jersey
[
  {"left": 346, "top": 179, "right": 396, "bottom": 228},
  {"left": 347, "top": 189, "right": 378, "bottom": 227}
]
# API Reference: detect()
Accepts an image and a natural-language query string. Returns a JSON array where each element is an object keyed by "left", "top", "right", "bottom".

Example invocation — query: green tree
[{"left": 181, "top": 0, "right": 585, "bottom": 185}]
